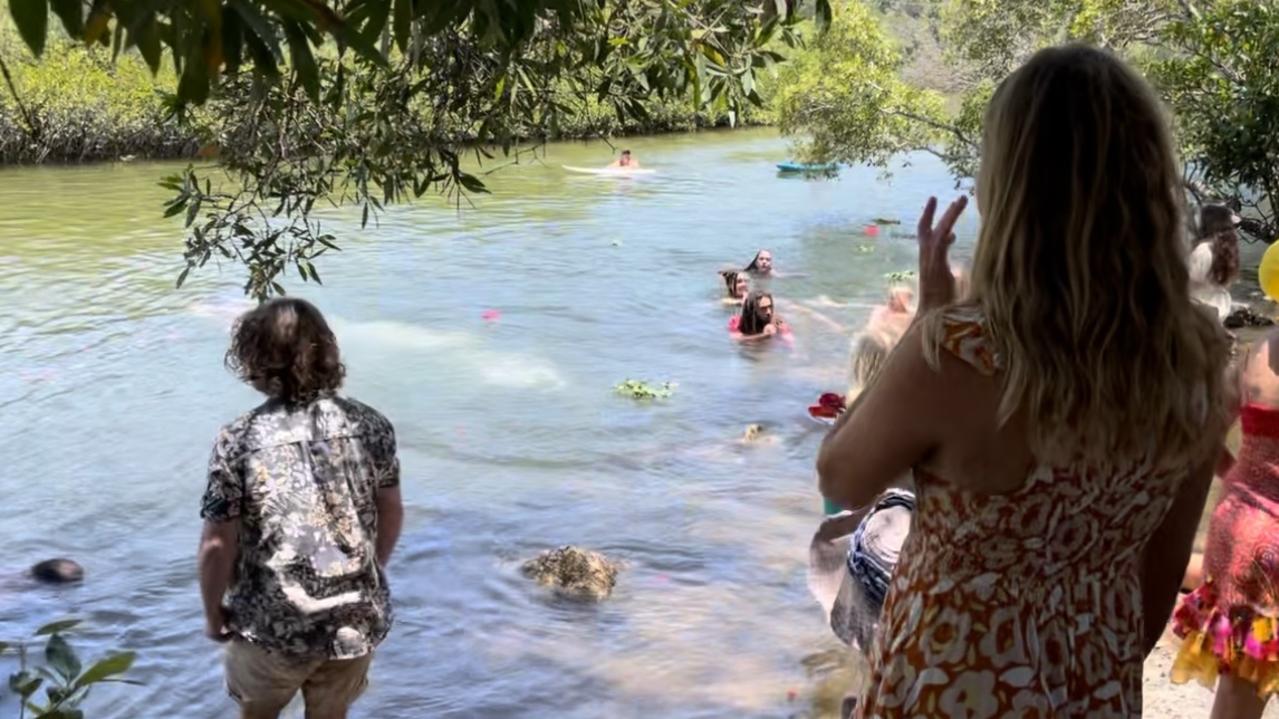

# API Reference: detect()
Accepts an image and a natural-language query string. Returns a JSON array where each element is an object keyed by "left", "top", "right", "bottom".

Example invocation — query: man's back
[{"left": 202, "top": 394, "right": 399, "bottom": 659}]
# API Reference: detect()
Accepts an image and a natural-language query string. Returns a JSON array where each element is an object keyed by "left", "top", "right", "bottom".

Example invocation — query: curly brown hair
[{"left": 225, "top": 298, "right": 345, "bottom": 402}]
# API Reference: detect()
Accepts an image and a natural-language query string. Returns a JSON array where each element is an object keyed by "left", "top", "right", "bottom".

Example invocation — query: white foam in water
[{"left": 332, "top": 318, "right": 566, "bottom": 390}]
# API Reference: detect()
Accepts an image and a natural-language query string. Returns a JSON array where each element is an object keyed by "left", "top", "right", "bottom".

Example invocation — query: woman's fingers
[
  {"left": 934, "top": 195, "right": 969, "bottom": 241},
  {"left": 917, "top": 196, "right": 938, "bottom": 241}
]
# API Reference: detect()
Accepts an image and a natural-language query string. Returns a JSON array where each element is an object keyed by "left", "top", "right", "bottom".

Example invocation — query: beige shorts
[{"left": 225, "top": 639, "right": 372, "bottom": 714}]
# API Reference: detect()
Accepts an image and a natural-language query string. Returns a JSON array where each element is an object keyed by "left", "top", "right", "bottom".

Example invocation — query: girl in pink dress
[{"left": 1173, "top": 330, "right": 1279, "bottom": 718}]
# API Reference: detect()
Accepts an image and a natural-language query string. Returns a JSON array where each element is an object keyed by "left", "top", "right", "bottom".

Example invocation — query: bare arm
[
  {"left": 1140, "top": 455, "right": 1216, "bottom": 656},
  {"left": 817, "top": 326, "right": 939, "bottom": 509},
  {"left": 198, "top": 519, "right": 240, "bottom": 642},
  {"left": 376, "top": 486, "right": 404, "bottom": 567}
]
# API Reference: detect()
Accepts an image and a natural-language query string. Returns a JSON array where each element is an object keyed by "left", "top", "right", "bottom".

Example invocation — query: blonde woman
[{"left": 818, "top": 45, "right": 1231, "bottom": 717}]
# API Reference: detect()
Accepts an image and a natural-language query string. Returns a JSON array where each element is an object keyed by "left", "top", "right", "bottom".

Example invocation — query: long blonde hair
[{"left": 926, "top": 44, "right": 1229, "bottom": 470}]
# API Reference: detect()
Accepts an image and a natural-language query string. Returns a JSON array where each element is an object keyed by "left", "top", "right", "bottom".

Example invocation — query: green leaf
[
  {"left": 305, "top": 262, "right": 321, "bottom": 284},
  {"left": 284, "top": 22, "right": 319, "bottom": 100},
  {"left": 222, "top": 8, "right": 244, "bottom": 74},
  {"left": 10, "top": 0, "right": 49, "bottom": 56},
  {"left": 457, "top": 173, "right": 489, "bottom": 194},
  {"left": 242, "top": 26, "right": 280, "bottom": 76},
  {"left": 35, "top": 619, "right": 81, "bottom": 636},
  {"left": 76, "top": 652, "right": 135, "bottom": 687},
  {"left": 50, "top": 0, "right": 82, "bottom": 39},
  {"left": 45, "top": 635, "right": 81, "bottom": 681},
  {"left": 392, "top": 0, "right": 411, "bottom": 53},
  {"left": 136, "top": 17, "right": 162, "bottom": 74},
  {"left": 8, "top": 671, "right": 42, "bottom": 698},
  {"left": 178, "top": 42, "right": 211, "bottom": 104},
  {"left": 176, "top": 267, "right": 191, "bottom": 288},
  {"left": 358, "top": 0, "right": 390, "bottom": 44},
  {"left": 815, "top": 0, "right": 833, "bottom": 33}
]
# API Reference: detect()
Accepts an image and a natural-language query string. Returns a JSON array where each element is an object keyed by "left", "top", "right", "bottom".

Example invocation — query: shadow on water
[{"left": 1, "top": 128, "right": 975, "bottom": 717}]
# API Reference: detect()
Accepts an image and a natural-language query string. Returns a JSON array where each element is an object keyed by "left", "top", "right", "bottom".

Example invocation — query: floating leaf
[
  {"left": 35, "top": 619, "right": 81, "bottom": 636},
  {"left": 614, "top": 379, "right": 676, "bottom": 400}
]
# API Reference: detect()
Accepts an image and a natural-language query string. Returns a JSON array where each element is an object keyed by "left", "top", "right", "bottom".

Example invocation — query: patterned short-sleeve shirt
[{"left": 201, "top": 393, "right": 399, "bottom": 660}]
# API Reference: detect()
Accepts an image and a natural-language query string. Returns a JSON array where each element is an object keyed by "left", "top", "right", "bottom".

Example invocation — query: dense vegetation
[
  {"left": 7, "top": 0, "right": 1275, "bottom": 295},
  {"left": 776, "top": 0, "right": 1279, "bottom": 243}
]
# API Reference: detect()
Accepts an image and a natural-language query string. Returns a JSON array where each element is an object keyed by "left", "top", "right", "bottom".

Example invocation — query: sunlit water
[{"left": 0, "top": 129, "right": 980, "bottom": 717}]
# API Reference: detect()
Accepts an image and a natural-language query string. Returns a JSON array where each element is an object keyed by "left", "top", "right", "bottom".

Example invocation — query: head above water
[
  {"left": 745, "top": 249, "right": 773, "bottom": 274},
  {"left": 739, "top": 291, "right": 775, "bottom": 336},
  {"left": 619, "top": 149, "right": 633, "bottom": 166},
  {"left": 955, "top": 43, "right": 1228, "bottom": 469},
  {"left": 887, "top": 284, "right": 915, "bottom": 314},
  {"left": 226, "top": 297, "right": 346, "bottom": 402},
  {"left": 721, "top": 270, "right": 749, "bottom": 299}
]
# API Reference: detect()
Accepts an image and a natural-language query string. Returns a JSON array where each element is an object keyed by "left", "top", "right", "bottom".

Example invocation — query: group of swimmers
[{"left": 719, "top": 250, "right": 794, "bottom": 341}]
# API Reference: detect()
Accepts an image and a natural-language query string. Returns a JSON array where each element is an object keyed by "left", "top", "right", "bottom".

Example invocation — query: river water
[{"left": 0, "top": 128, "right": 978, "bottom": 717}]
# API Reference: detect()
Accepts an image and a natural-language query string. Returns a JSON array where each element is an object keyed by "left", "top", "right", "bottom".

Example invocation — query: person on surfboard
[{"left": 608, "top": 149, "right": 641, "bottom": 169}]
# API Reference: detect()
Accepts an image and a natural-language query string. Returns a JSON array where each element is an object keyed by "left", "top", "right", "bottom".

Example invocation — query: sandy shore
[{"left": 1144, "top": 627, "right": 1279, "bottom": 718}]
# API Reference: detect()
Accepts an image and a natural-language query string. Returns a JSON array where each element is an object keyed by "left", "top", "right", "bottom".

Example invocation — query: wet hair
[
  {"left": 744, "top": 249, "right": 771, "bottom": 273},
  {"left": 922, "top": 44, "right": 1229, "bottom": 471},
  {"left": 1199, "top": 204, "right": 1240, "bottom": 286},
  {"left": 31, "top": 558, "right": 84, "bottom": 584},
  {"left": 738, "top": 291, "right": 775, "bottom": 336},
  {"left": 226, "top": 298, "right": 345, "bottom": 402},
  {"left": 848, "top": 331, "right": 891, "bottom": 399},
  {"left": 621, "top": 149, "right": 631, "bottom": 155},
  {"left": 720, "top": 270, "right": 748, "bottom": 298}
]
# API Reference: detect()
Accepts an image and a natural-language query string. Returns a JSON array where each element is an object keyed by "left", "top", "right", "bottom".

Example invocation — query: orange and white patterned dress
[{"left": 857, "top": 306, "right": 1184, "bottom": 718}]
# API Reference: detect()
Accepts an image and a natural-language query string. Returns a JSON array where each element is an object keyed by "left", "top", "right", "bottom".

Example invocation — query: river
[{"left": 0, "top": 128, "right": 978, "bottom": 717}]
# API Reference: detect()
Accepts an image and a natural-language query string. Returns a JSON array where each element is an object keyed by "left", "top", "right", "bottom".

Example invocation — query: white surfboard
[{"left": 562, "top": 165, "right": 657, "bottom": 176}]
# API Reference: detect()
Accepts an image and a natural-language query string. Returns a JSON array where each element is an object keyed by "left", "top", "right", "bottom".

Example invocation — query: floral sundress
[{"left": 857, "top": 306, "right": 1184, "bottom": 718}]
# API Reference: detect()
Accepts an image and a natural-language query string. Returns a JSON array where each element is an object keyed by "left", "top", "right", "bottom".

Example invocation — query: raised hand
[{"left": 916, "top": 195, "right": 968, "bottom": 311}]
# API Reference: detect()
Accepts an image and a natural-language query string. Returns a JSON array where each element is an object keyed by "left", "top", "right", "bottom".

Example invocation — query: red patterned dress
[
  {"left": 1172, "top": 403, "right": 1279, "bottom": 696},
  {"left": 857, "top": 306, "right": 1188, "bottom": 718}
]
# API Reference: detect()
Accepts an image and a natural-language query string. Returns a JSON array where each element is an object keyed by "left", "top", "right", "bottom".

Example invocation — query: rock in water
[
  {"left": 1225, "top": 306, "right": 1275, "bottom": 329},
  {"left": 31, "top": 559, "right": 84, "bottom": 584},
  {"left": 522, "top": 546, "right": 619, "bottom": 600}
]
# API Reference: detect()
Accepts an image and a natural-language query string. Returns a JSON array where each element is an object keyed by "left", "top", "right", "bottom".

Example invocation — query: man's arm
[
  {"left": 198, "top": 518, "right": 240, "bottom": 642},
  {"left": 375, "top": 486, "right": 404, "bottom": 567}
]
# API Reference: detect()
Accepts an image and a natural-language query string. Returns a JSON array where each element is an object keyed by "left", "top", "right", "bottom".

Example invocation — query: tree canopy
[
  {"left": 7, "top": 0, "right": 829, "bottom": 298},
  {"left": 778, "top": 0, "right": 1279, "bottom": 243}
]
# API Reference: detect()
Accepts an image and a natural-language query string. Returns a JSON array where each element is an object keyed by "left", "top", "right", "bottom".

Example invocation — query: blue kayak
[{"left": 777, "top": 161, "right": 839, "bottom": 173}]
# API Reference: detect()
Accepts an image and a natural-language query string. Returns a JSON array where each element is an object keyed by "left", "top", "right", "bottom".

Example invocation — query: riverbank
[{"left": 0, "top": 24, "right": 769, "bottom": 166}]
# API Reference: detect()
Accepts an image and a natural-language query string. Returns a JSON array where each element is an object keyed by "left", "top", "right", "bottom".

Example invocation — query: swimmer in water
[
  {"left": 608, "top": 149, "right": 641, "bottom": 168},
  {"left": 720, "top": 270, "right": 750, "bottom": 305},
  {"left": 730, "top": 291, "right": 789, "bottom": 341},
  {"left": 744, "top": 249, "right": 775, "bottom": 276}
]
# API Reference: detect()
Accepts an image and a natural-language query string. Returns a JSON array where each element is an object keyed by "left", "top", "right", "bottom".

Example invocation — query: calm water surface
[{"left": 0, "top": 129, "right": 979, "bottom": 717}]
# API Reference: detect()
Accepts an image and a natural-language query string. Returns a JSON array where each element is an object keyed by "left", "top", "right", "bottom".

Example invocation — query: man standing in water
[{"left": 198, "top": 298, "right": 404, "bottom": 719}]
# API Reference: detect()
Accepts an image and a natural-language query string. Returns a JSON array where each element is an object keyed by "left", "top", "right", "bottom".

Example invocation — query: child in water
[{"left": 1172, "top": 327, "right": 1279, "bottom": 719}]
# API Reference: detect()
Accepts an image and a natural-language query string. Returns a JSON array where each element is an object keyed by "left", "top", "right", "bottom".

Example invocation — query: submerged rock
[
  {"left": 31, "top": 558, "right": 84, "bottom": 584},
  {"left": 1225, "top": 306, "right": 1275, "bottom": 329},
  {"left": 521, "top": 546, "right": 619, "bottom": 601}
]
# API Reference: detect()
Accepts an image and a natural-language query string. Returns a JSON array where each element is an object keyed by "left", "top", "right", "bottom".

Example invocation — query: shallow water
[{"left": 0, "top": 128, "right": 979, "bottom": 717}]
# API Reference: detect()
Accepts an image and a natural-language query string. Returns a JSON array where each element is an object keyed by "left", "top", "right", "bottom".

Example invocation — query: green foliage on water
[
  {"left": 614, "top": 380, "right": 676, "bottom": 400},
  {"left": 3, "top": 618, "right": 139, "bottom": 718}
]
